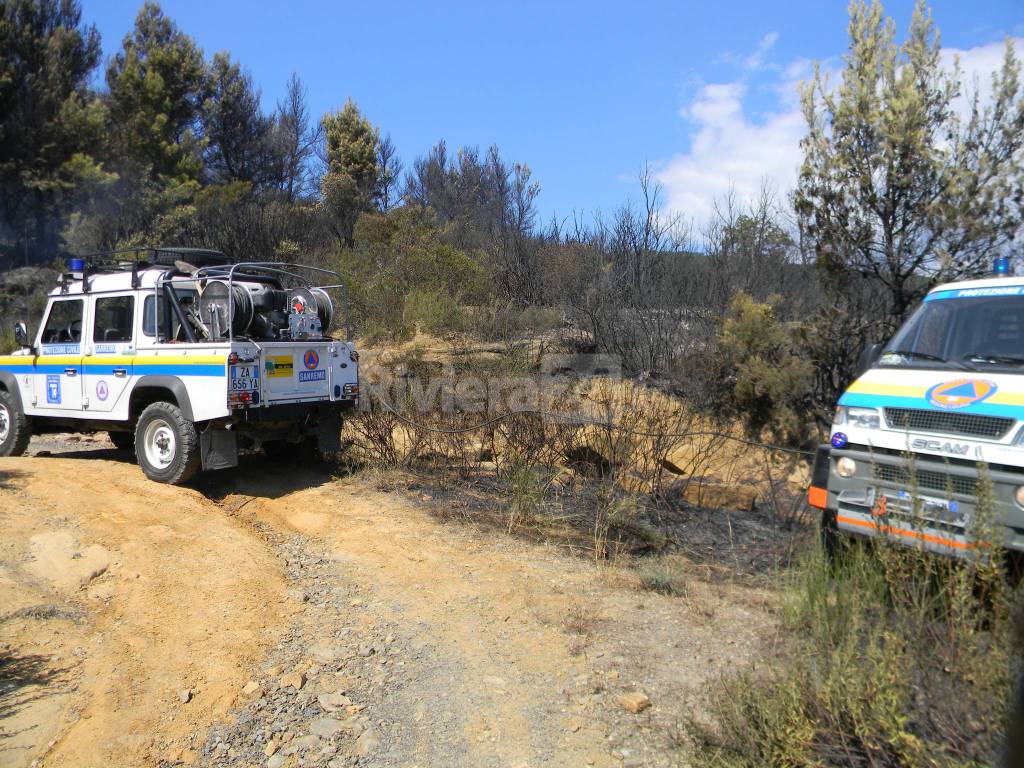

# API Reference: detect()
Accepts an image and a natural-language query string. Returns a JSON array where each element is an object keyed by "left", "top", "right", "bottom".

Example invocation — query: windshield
[{"left": 881, "top": 293, "right": 1024, "bottom": 370}]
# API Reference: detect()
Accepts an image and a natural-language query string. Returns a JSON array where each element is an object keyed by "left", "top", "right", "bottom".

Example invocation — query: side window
[
  {"left": 143, "top": 294, "right": 162, "bottom": 337},
  {"left": 93, "top": 296, "right": 135, "bottom": 343},
  {"left": 143, "top": 289, "right": 196, "bottom": 342},
  {"left": 41, "top": 299, "right": 84, "bottom": 344}
]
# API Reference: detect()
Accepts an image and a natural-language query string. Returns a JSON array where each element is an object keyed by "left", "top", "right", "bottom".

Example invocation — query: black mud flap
[
  {"left": 811, "top": 444, "right": 831, "bottom": 490},
  {"left": 316, "top": 414, "right": 342, "bottom": 453},
  {"left": 808, "top": 443, "right": 833, "bottom": 512},
  {"left": 201, "top": 428, "right": 238, "bottom": 471}
]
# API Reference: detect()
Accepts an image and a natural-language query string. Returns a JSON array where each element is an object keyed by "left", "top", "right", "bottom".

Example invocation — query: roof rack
[
  {"left": 59, "top": 246, "right": 230, "bottom": 293},
  {"left": 73, "top": 246, "right": 230, "bottom": 272}
]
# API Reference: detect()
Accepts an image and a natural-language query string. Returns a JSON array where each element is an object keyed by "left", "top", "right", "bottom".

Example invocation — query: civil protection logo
[
  {"left": 303, "top": 350, "right": 319, "bottom": 370},
  {"left": 926, "top": 379, "right": 997, "bottom": 409}
]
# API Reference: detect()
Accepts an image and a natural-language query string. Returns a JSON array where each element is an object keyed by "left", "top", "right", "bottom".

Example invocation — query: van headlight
[
  {"left": 846, "top": 407, "right": 880, "bottom": 429},
  {"left": 836, "top": 457, "right": 857, "bottom": 478}
]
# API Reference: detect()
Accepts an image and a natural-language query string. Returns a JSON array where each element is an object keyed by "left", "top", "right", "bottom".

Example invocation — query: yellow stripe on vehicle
[{"left": 845, "top": 380, "right": 925, "bottom": 398}]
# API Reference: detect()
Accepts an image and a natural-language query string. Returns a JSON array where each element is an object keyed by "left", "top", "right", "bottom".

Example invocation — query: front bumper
[{"left": 810, "top": 443, "right": 1024, "bottom": 556}]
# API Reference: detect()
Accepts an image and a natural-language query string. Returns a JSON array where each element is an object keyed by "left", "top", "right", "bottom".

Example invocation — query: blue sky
[{"left": 85, "top": 0, "right": 1024, "bottom": 227}]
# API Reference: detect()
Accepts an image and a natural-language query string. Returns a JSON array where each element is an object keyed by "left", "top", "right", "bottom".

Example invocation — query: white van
[{"left": 808, "top": 264, "right": 1024, "bottom": 558}]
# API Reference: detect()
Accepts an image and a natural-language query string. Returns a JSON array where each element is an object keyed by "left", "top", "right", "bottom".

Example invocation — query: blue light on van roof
[
  {"left": 831, "top": 432, "right": 848, "bottom": 449},
  {"left": 993, "top": 256, "right": 1012, "bottom": 276},
  {"left": 67, "top": 257, "right": 85, "bottom": 273}
]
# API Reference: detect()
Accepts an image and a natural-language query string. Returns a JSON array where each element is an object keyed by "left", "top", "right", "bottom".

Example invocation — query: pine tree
[
  {"left": 320, "top": 98, "right": 380, "bottom": 246},
  {"left": 0, "top": 0, "right": 111, "bottom": 264},
  {"left": 105, "top": 1, "right": 207, "bottom": 185},
  {"left": 203, "top": 52, "right": 272, "bottom": 187},
  {"left": 795, "top": 0, "right": 1024, "bottom": 321}
]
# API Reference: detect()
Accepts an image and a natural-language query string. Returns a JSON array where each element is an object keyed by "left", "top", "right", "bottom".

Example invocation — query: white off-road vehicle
[{"left": 0, "top": 248, "right": 359, "bottom": 484}]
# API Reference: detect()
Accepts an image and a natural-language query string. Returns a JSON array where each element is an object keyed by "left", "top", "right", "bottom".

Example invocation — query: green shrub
[
  {"left": 463, "top": 302, "right": 564, "bottom": 342},
  {"left": 0, "top": 327, "right": 15, "bottom": 354},
  {"left": 502, "top": 458, "right": 554, "bottom": 534},
  {"left": 690, "top": 536, "right": 1020, "bottom": 767},
  {"left": 637, "top": 554, "right": 686, "bottom": 595},
  {"left": 719, "top": 291, "right": 814, "bottom": 445},
  {"left": 337, "top": 207, "right": 491, "bottom": 340},
  {"left": 403, "top": 287, "right": 465, "bottom": 335}
]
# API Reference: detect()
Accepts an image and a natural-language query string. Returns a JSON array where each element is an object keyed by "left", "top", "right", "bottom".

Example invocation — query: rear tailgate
[{"left": 261, "top": 343, "right": 333, "bottom": 403}]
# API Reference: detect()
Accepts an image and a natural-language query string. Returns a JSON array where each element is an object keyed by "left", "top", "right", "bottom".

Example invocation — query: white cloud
[
  {"left": 942, "top": 39, "right": 1017, "bottom": 118},
  {"left": 656, "top": 79, "right": 806, "bottom": 226},
  {"left": 744, "top": 32, "right": 779, "bottom": 71},
  {"left": 656, "top": 36, "right": 1023, "bottom": 229}
]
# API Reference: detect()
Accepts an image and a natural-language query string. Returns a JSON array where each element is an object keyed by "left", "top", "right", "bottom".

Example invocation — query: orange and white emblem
[{"left": 926, "top": 379, "right": 997, "bottom": 409}]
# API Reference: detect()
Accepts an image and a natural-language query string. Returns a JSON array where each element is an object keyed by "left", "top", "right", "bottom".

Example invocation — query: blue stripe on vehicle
[
  {"left": 0, "top": 363, "right": 75, "bottom": 374},
  {"left": 86, "top": 364, "right": 225, "bottom": 376},
  {"left": 838, "top": 391, "right": 1024, "bottom": 420},
  {"left": 0, "top": 363, "right": 225, "bottom": 376}
]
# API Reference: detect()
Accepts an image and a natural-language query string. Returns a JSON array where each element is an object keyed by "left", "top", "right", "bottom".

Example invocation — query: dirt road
[{"left": 1, "top": 439, "right": 775, "bottom": 768}]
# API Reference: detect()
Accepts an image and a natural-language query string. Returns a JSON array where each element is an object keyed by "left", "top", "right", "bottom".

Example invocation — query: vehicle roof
[
  {"left": 47, "top": 266, "right": 283, "bottom": 296},
  {"left": 49, "top": 268, "right": 169, "bottom": 296},
  {"left": 928, "top": 274, "right": 1024, "bottom": 294}
]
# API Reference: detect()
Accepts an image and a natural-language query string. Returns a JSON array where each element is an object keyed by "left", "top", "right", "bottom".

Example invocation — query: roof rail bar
[{"left": 70, "top": 246, "right": 230, "bottom": 273}]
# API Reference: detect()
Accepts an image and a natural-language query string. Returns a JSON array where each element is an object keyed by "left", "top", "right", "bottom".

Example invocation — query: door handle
[
  {"left": 113, "top": 368, "right": 127, "bottom": 378},
  {"left": 64, "top": 368, "right": 78, "bottom": 377}
]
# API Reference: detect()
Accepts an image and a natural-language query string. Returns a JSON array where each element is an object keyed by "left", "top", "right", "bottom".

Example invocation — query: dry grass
[
  {"left": 561, "top": 600, "right": 600, "bottom": 636},
  {"left": 341, "top": 339, "right": 814, "bottom": 600},
  {"left": 635, "top": 553, "right": 689, "bottom": 596}
]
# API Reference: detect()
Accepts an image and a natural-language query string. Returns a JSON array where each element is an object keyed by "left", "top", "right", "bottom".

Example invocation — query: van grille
[
  {"left": 871, "top": 464, "right": 977, "bottom": 497},
  {"left": 884, "top": 407, "right": 1014, "bottom": 440}
]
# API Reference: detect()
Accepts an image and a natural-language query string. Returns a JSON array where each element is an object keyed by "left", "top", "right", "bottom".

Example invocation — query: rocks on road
[
  {"left": 618, "top": 691, "right": 651, "bottom": 714},
  {"left": 193, "top": 533, "right": 390, "bottom": 768}
]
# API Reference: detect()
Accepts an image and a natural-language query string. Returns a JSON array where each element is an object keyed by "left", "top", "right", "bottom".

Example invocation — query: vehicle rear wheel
[
  {"left": 108, "top": 431, "right": 135, "bottom": 451},
  {"left": 0, "top": 389, "right": 31, "bottom": 457},
  {"left": 135, "top": 402, "right": 200, "bottom": 484}
]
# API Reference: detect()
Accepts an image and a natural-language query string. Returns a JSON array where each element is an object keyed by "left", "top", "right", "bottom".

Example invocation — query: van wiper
[
  {"left": 964, "top": 353, "right": 1024, "bottom": 366},
  {"left": 885, "top": 349, "right": 977, "bottom": 371},
  {"left": 887, "top": 349, "right": 944, "bottom": 362}
]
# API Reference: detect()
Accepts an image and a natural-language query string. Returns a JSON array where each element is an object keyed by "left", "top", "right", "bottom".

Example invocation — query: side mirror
[
  {"left": 855, "top": 342, "right": 882, "bottom": 378},
  {"left": 13, "top": 322, "right": 29, "bottom": 348}
]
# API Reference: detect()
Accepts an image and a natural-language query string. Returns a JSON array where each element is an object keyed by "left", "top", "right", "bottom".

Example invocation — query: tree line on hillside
[{"left": 1, "top": 0, "right": 1022, "bottom": 442}]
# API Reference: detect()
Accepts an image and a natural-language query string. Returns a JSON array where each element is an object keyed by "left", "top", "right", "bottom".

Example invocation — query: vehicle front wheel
[
  {"left": 821, "top": 509, "right": 841, "bottom": 563},
  {"left": 0, "top": 389, "right": 31, "bottom": 457},
  {"left": 135, "top": 402, "right": 200, "bottom": 484}
]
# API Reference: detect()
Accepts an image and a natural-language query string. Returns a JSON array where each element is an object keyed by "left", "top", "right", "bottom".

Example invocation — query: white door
[
  {"left": 33, "top": 297, "right": 85, "bottom": 412},
  {"left": 83, "top": 294, "right": 136, "bottom": 414}
]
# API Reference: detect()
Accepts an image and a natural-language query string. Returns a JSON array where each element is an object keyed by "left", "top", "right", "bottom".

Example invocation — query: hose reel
[
  {"left": 196, "top": 280, "right": 334, "bottom": 339},
  {"left": 198, "top": 280, "right": 253, "bottom": 337}
]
